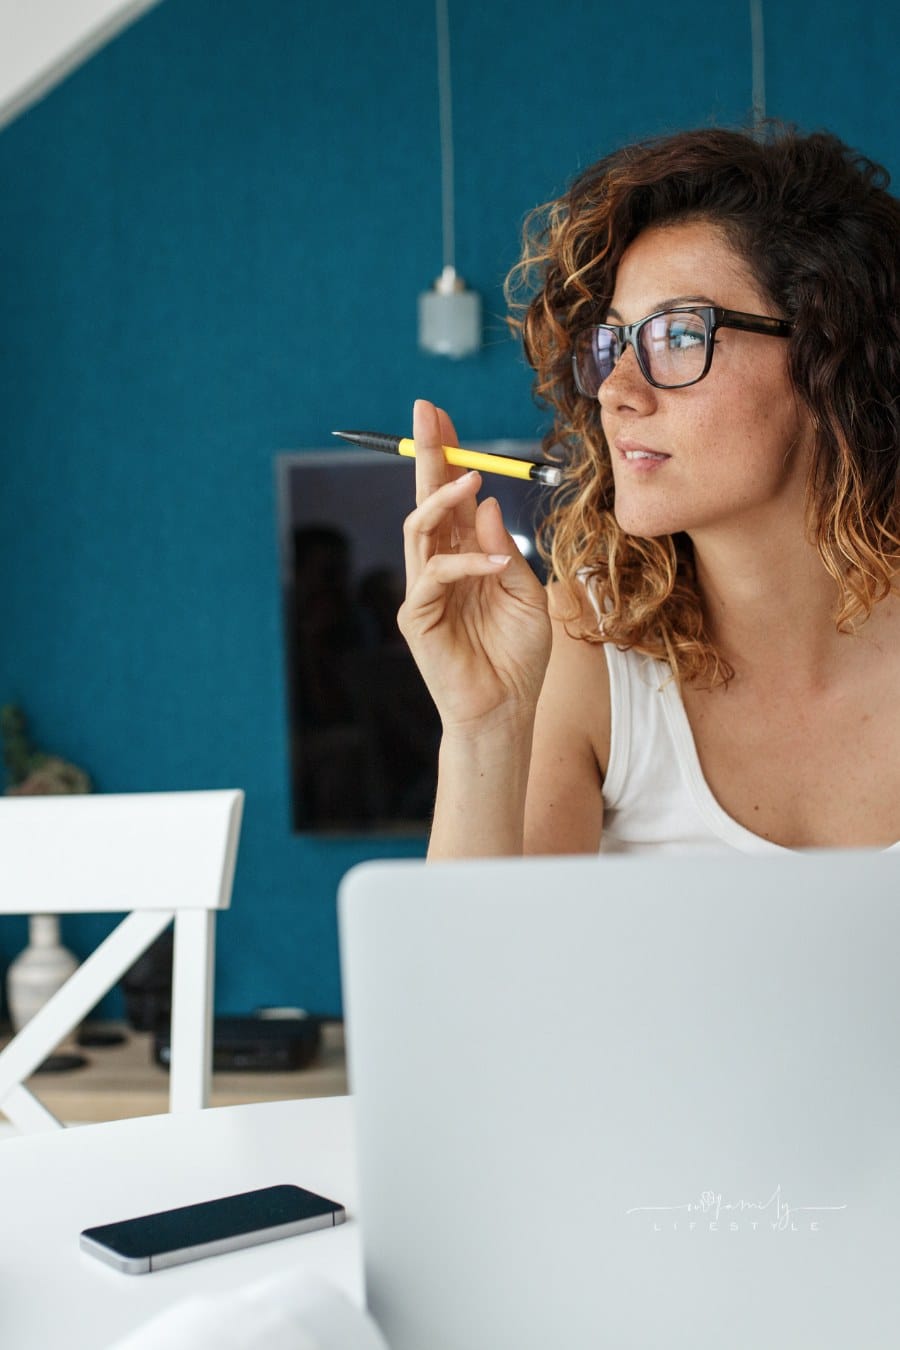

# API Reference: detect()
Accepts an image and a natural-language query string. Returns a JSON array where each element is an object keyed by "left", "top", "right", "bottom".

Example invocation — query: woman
[{"left": 398, "top": 126, "right": 900, "bottom": 858}]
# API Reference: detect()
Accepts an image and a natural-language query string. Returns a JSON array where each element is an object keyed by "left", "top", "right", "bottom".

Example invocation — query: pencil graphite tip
[
  {"left": 333, "top": 431, "right": 402, "bottom": 454},
  {"left": 333, "top": 432, "right": 388, "bottom": 453}
]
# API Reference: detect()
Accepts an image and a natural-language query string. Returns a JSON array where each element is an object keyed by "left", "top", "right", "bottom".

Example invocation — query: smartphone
[{"left": 79, "top": 1183, "right": 346, "bottom": 1274}]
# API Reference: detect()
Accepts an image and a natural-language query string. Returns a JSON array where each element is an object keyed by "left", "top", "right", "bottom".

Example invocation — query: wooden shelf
[{"left": 5, "top": 1020, "right": 348, "bottom": 1124}]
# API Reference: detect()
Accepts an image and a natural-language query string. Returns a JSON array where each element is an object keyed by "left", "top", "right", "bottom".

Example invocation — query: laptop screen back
[{"left": 339, "top": 850, "right": 900, "bottom": 1350}]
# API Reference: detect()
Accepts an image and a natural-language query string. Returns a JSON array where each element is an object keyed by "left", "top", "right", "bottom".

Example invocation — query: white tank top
[{"left": 599, "top": 641, "right": 900, "bottom": 856}]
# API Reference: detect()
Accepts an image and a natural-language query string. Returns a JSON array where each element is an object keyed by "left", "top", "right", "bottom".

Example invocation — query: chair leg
[{"left": 169, "top": 909, "right": 216, "bottom": 1113}]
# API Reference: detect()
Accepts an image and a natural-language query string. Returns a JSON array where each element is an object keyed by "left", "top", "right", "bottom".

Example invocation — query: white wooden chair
[{"left": 0, "top": 789, "right": 244, "bottom": 1134}]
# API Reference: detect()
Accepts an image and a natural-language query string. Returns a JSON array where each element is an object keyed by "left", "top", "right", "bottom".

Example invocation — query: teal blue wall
[{"left": 1, "top": 0, "right": 898, "bottom": 1014}]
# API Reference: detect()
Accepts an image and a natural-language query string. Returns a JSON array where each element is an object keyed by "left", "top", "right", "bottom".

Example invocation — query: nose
[{"left": 597, "top": 344, "right": 656, "bottom": 416}]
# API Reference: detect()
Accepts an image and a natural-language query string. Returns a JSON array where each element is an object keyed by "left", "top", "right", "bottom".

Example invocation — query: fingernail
[{"left": 487, "top": 554, "right": 511, "bottom": 566}]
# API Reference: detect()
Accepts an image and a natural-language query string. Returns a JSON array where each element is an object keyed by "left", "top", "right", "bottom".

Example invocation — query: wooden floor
[{"left": 4, "top": 1020, "right": 348, "bottom": 1125}]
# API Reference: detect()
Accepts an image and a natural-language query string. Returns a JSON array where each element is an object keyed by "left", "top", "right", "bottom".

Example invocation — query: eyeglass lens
[{"left": 575, "top": 310, "right": 709, "bottom": 394}]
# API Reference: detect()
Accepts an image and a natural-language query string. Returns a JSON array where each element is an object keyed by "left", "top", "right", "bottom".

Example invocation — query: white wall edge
[{"left": 0, "top": 0, "right": 164, "bottom": 132}]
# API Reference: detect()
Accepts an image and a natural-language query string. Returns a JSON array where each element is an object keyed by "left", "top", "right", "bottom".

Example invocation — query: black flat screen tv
[{"left": 276, "top": 445, "right": 549, "bottom": 835}]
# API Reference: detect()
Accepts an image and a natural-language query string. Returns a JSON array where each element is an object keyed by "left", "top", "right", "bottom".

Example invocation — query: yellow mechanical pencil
[{"left": 331, "top": 430, "right": 563, "bottom": 487}]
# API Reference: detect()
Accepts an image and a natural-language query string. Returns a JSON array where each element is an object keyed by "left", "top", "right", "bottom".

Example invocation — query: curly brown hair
[{"left": 506, "top": 125, "right": 900, "bottom": 686}]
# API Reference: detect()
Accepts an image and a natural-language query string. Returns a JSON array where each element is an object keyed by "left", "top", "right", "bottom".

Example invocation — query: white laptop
[{"left": 338, "top": 849, "right": 900, "bottom": 1350}]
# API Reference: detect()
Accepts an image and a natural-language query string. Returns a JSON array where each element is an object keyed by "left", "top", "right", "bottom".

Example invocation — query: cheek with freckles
[{"left": 610, "top": 379, "right": 811, "bottom": 539}]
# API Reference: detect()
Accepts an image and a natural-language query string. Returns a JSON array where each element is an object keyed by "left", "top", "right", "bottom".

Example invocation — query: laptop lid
[{"left": 338, "top": 850, "right": 900, "bottom": 1350}]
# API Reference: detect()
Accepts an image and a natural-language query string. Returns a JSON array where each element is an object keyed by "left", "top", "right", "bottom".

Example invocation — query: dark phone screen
[{"left": 82, "top": 1184, "right": 341, "bottom": 1258}]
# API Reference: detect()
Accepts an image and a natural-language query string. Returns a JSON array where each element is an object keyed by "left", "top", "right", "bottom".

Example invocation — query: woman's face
[{"left": 597, "top": 218, "right": 812, "bottom": 542}]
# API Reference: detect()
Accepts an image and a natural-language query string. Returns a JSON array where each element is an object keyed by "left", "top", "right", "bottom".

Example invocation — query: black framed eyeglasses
[{"left": 572, "top": 306, "right": 793, "bottom": 395}]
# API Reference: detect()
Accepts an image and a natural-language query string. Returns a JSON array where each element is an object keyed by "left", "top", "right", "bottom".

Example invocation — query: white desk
[{"left": 0, "top": 1096, "right": 361, "bottom": 1350}]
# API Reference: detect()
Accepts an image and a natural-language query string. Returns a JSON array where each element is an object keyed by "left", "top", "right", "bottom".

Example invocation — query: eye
[{"left": 666, "top": 319, "right": 705, "bottom": 351}]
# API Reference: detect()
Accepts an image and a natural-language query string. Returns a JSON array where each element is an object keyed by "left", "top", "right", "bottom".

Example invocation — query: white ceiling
[{"left": 0, "top": 0, "right": 164, "bottom": 130}]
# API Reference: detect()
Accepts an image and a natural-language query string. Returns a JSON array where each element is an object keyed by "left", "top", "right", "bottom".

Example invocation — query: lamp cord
[
  {"left": 750, "top": 0, "right": 766, "bottom": 129},
  {"left": 435, "top": 0, "right": 456, "bottom": 277}
]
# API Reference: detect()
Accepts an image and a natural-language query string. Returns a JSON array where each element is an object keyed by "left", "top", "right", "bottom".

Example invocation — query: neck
[{"left": 689, "top": 521, "right": 863, "bottom": 688}]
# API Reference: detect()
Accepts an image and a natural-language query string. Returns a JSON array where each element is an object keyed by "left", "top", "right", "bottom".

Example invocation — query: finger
[
  {"left": 434, "top": 403, "right": 477, "bottom": 545},
  {"left": 402, "top": 471, "right": 482, "bottom": 592},
  {"left": 413, "top": 398, "right": 462, "bottom": 507},
  {"left": 474, "top": 497, "right": 544, "bottom": 602},
  {"left": 434, "top": 404, "right": 460, "bottom": 450},
  {"left": 399, "top": 551, "right": 512, "bottom": 629},
  {"left": 473, "top": 495, "right": 510, "bottom": 551}
]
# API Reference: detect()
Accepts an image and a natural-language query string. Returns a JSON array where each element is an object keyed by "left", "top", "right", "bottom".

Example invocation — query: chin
[{"left": 613, "top": 504, "right": 684, "bottom": 540}]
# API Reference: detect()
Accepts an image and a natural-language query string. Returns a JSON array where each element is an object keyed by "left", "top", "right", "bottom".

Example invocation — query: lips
[{"left": 615, "top": 438, "right": 671, "bottom": 463}]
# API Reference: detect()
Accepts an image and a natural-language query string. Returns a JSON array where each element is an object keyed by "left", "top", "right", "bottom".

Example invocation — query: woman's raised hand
[{"left": 397, "top": 399, "right": 552, "bottom": 736}]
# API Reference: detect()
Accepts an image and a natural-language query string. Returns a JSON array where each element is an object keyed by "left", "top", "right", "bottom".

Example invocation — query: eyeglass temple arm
[{"left": 716, "top": 308, "right": 792, "bottom": 337}]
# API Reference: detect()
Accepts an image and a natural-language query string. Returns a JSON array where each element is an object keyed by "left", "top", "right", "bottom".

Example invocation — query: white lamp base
[{"left": 6, "top": 914, "right": 79, "bottom": 1032}]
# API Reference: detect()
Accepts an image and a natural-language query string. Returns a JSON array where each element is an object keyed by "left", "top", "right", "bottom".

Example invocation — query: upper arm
[{"left": 523, "top": 584, "right": 610, "bottom": 856}]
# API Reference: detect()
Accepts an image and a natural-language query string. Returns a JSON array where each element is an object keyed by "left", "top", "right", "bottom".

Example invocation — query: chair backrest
[{"left": 0, "top": 790, "right": 244, "bottom": 1134}]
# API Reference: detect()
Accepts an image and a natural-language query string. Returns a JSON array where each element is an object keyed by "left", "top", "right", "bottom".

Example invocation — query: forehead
[{"left": 609, "top": 219, "right": 765, "bottom": 317}]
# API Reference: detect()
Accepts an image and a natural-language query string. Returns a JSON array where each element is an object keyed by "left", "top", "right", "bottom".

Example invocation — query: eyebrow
[{"left": 606, "top": 295, "right": 718, "bottom": 321}]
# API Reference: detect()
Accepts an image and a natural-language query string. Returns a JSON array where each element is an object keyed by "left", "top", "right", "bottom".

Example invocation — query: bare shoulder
[{"left": 523, "top": 580, "right": 611, "bottom": 855}]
